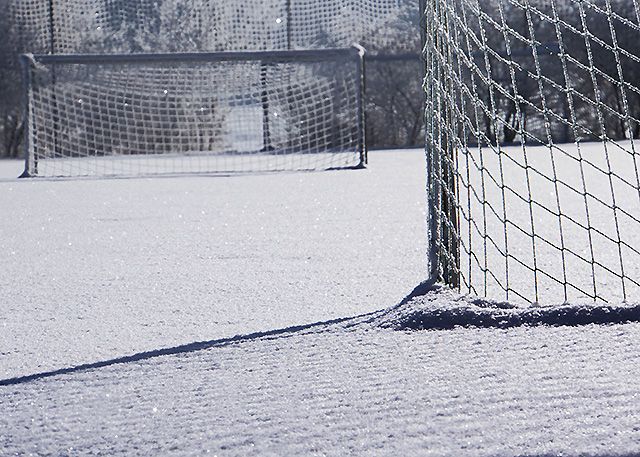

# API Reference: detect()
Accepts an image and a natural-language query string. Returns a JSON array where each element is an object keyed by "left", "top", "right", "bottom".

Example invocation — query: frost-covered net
[
  {"left": 23, "top": 49, "right": 365, "bottom": 177},
  {"left": 10, "top": 0, "right": 418, "bottom": 54},
  {"left": 4, "top": 0, "right": 422, "bottom": 157},
  {"left": 424, "top": 0, "right": 640, "bottom": 304}
]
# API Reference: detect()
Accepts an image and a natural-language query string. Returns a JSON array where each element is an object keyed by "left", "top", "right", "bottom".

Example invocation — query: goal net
[
  {"left": 424, "top": 0, "right": 640, "bottom": 305},
  {"left": 9, "top": 0, "right": 415, "bottom": 54},
  {"left": 21, "top": 48, "right": 366, "bottom": 178}
]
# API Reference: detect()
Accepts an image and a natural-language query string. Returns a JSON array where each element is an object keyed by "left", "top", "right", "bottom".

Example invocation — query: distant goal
[
  {"left": 20, "top": 48, "right": 366, "bottom": 178},
  {"left": 424, "top": 0, "right": 640, "bottom": 305}
]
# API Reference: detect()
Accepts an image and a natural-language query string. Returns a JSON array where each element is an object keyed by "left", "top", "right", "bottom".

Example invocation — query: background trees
[{"left": 4, "top": 0, "right": 637, "bottom": 157}]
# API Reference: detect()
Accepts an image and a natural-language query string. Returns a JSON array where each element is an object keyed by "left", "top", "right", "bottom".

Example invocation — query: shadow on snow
[{"left": 2, "top": 281, "right": 640, "bottom": 387}]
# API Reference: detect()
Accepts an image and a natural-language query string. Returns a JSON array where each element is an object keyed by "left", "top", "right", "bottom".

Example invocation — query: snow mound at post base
[{"left": 375, "top": 283, "right": 640, "bottom": 331}]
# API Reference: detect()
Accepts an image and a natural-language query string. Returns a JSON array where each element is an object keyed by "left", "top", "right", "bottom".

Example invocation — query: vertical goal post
[
  {"left": 423, "top": 0, "right": 640, "bottom": 305},
  {"left": 421, "top": 0, "right": 461, "bottom": 289},
  {"left": 20, "top": 46, "right": 367, "bottom": 178}
]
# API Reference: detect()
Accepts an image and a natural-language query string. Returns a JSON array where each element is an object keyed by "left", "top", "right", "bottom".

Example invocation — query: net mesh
[
  {"left": 3, "top": 0, "right": 423, "bottom": 158},
  {"left": 424, "top": 0, "right": 640, "bottom": 304},
  {"left": 10, "top": 0, "right": 418, "bottom": 54},
  {"left": 24, "top": 49, "right": 365, "bottom": 177}
]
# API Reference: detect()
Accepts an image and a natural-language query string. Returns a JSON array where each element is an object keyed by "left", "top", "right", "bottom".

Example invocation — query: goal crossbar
[{"left": 25, "top": 48, "right": 364, "bottom": 65}]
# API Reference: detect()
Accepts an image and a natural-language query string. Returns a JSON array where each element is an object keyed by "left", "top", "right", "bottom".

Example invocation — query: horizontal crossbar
[{"left": 23, "top": 46, "right": 365, "bottom": 66}]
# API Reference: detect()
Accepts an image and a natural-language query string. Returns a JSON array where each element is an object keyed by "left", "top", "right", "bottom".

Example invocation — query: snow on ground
[
  {"left": 2, "top": 289, "right": 640, "bottom": 455},
  {"left": 0, "top": 160, "right": 24, "bottom": 180},
  {"left": 0, "top": 150, "right": 426, "bottom": 379},
  {"left": 3, "top": 149, "right": 640, "bottom": 455}
]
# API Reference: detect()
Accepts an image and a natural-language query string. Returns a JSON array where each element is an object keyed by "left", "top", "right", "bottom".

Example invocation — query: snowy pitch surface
[
  {"left": 3, "top": 149, "right": 640, "bottom": 455},
  {"left": 2, "top": 289, "right": 640, "bottom": 455},
  {"left": 0, "top": 150, "right": 426, "bottom": 379}
]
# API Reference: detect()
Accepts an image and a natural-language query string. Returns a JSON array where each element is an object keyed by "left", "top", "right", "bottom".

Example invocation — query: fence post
[
  {"left": 423, "top": 0, "right": 439, "bottom": 282},
  {"left": 285, "top": 0, "right": 292, "bottom": 50},
  {"left": 48, "top": 0, "right": 55, "bottom": 54},
  {"left": 260, "top": 63, "right": 273, "bottom": 152}
]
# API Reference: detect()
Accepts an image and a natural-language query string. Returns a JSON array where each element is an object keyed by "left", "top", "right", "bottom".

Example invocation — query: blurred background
[{"left": 0, "top": 0, "right": 424, "bottom": 159}]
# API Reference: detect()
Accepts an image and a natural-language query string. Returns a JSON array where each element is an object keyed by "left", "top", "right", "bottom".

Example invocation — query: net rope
[
  {"left": 10, "top": 0, "right": 418, "bottom": 54},
  {"left": 425, "top": 0, "right": 640, "bottom": 304},
  {"left": 4, "top": 0, "right": 423, "bottom": 158},
  {"left": 24, "top": 50, "right": 364, "bottom": 177}
]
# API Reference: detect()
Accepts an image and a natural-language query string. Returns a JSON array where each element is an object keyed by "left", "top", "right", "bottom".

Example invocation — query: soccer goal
[
  {"left": 423, "top": 0, "right": 640, "bottom": 305},
  {"left": 20, "top": 47, "right": 366, "bottom": 178}
]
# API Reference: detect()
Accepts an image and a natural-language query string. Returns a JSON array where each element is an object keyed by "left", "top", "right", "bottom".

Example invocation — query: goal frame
[
  {"left": 421, "top": 0, "right": 640, "bottom": 305},
  {"left": 19, "top": 47, "right": 367, "bottom": 178},
  {"left": 420, "top": 0, "right": 460, "bottom": 288}
]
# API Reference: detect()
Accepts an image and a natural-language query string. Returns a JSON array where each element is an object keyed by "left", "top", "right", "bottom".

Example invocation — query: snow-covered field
[
  {"left": 0, "top": 151, "right": 426, "bottom": 379},
  {"left": 2, "top": 288, "right": 640, "bottom": 455},
  {"left": 2, "top": 149, "right": 640, "bottom": 455}
]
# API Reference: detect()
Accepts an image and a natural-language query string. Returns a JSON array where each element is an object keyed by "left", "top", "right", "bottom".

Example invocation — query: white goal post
[
  {"left": 423, "top": 0, "right": 640, "bottom": 305},
  {"left": 20, "top": 47, "right": 366, "bottom": 178}
]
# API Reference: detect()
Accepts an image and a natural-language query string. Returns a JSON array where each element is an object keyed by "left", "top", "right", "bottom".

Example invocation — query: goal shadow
[{"left": 3, "top": 280, "right": 640, "bottom": 388}]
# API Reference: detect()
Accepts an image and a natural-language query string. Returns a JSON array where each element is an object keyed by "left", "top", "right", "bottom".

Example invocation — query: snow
[
  {"left": 2, "top": 293, "right": 640, "bottom": 455},
  {"left": 378, "top": 282, "right": 640, "bottom": 330},
  {"left": 0, "top": 159, "right": 24, "bottom": 180},
  {"left": 0, "top": 150, "right": 426, "bottom": 379},
  {"left": 2, "top": 149, "right": 640, "bottom": 455}
]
